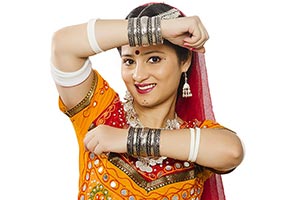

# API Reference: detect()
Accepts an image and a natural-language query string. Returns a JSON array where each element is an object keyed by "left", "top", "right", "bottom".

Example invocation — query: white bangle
[
  {"left": 87, "top": 18, "right": 103, "bottom": 54},
  {"left": 51, "top": 59, "right": 92, "bottom": 87},
  {"left": 188, "top": 128, "right": 195, "bottom": 161},
  {"left": 191, "top": 127, "right": 201, "bottom": 162}
]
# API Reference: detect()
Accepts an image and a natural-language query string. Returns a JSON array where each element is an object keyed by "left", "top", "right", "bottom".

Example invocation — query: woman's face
[{"left": 121, "top": 44, "right": 190, "bottom": 108}]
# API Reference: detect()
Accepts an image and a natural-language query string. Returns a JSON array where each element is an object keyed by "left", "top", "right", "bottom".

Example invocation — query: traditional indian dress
[{"left": 58, "top": 52, "right": 228, "bottom": 200}]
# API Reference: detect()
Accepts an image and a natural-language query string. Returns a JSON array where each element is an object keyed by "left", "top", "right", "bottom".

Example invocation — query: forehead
[{"left": 121, "top": 44, "right": 175, "bottom": 56}]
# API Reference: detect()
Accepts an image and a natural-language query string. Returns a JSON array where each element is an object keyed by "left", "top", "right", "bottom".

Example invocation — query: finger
[
  {"left": 183, "top": 33, "right": 208, "bottom": 49},
  {"left": 83, "top": 131, "right": 95, "bottom": 145},
  {"left": 93, "top": 144, "right": 103, "bottom": 155},
  {"left": 197, "top": 46, "right": 206, "bottom": 54},
  {"left": 86, "top": 138, "right": 98, "bottom": 152},
  {"left": 183, "top": 32, "right": 200, "bottom": 45}
]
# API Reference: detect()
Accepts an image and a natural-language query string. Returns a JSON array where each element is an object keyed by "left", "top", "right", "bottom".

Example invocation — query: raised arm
[
  {"left": 51, "top": 17, "right": 207, "bottom": 109},
  {"left": 51, "top": 19, "right": 128, "bottom": 109}
]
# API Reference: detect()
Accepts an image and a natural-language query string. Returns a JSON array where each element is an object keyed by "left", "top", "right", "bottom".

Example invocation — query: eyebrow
[{"left": 122, "top": 50, "right": 165, "bottom": 57}]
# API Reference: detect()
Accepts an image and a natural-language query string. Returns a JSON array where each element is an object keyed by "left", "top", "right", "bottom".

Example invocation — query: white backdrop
[{"left": 1, "top": 0, "right": 299, "bottom": 199}]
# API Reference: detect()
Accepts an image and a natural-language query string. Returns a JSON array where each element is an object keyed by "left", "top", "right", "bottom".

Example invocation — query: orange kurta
[{"left": 59, "top": 70, "right": 223, "bottom": 200}]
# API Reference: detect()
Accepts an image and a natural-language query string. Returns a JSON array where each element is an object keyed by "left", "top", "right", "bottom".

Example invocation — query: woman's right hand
[{"left": 161, "top": 16, "right": 209, "bottom": 53}]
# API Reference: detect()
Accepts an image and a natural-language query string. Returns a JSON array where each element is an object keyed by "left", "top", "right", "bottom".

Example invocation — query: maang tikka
[{"left": 182, "top": 72, "right": 192, "bottom": 98}]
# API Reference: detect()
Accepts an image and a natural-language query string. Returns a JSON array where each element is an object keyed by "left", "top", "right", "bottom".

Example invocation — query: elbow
[
  {"left": 51, "top": 28, "right": 68, "bottom": 57},
  {"left": 224, "top": 137, "right": 245, "bottom": 170},
  {"left": 213, "top": 135, "right": 245, "bottom": 173},
  {"left": 230, "top": 140, "right": 244, "bottom": 167}
]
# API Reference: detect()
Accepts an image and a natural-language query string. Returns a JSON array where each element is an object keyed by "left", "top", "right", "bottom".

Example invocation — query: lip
[{"left": 135, "top": 83, "right": 157, "bottom": 94}]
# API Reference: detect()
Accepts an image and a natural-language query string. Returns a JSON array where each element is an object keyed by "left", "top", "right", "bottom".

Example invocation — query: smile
[{"left": 135, "top": 83, "right": 156, "bottom": 94}]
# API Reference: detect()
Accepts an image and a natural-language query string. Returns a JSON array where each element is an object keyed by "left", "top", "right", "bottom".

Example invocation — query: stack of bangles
[
  {"left": 126, "top": 127, "right": 202, "bottom": 163},
  {"left": 127, "top": 127, "right": 161, "bottom": 158},
  {"left": 127, "top": 16, "right": 163, "bottom": 47}
]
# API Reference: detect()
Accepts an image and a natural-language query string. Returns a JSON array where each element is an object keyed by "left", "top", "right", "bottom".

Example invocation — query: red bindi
[{"left": 135, "top": 50, "right": 140, "bottom": 55}]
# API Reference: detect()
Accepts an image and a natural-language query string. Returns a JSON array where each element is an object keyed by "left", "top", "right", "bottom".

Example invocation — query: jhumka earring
[{"left": 182, "top": 72, "right": 192, "bottom": 98}]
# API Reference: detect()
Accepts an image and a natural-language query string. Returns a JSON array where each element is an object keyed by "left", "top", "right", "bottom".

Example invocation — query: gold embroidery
[
  {"left": 109, "top": 153, "right": 198, "bottom": 192},
  {"left": 65, "top": 71, "right": 98, "bottom": 117}
]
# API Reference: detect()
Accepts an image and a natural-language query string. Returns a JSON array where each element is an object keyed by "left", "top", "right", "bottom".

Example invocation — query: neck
[{"left": 133, "top": 98, "right": 177, "bottom": 129}]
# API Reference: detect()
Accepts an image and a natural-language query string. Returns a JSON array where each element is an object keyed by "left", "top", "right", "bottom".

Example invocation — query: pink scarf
[{"left": 176, "top": 52, "right": 226, "bottom": 200}]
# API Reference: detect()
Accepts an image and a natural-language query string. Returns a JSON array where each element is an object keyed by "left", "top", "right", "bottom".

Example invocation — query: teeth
[{"left": 138, "top": 84, "right": 156, "bottom": 90}]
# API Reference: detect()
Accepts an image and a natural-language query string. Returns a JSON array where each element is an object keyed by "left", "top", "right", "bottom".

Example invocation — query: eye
[
  {"left": 122, "top": 58, "right": 135, "bottom": 66},
  {"left": 148, "top": 56, "right": 161, "bottom": 64}
]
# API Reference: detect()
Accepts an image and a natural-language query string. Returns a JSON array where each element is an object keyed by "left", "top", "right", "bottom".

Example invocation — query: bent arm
[
  {"left": 85, "top": 125, "right": 244, "bottom": 173},
  {"left": 51, "top": 17, "right": 207, "bottom": 109},
  {"left": 51, "top": 20, "right": 128, "bottom": 109}
]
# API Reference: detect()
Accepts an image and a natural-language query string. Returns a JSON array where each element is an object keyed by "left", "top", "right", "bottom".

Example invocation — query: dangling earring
[{"left": 182, "top": 72, "right": 192, "bottom": 98}]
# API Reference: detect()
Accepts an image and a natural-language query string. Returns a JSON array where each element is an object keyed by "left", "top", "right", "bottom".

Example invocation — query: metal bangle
[
  {"left": 139, "top": 128, "right": 149, "bottom": 157},
  {"left": 132, "top": 127, "right": 139, "bottom": 157},
  {"left": 136, "top": 17, "right": 142, "bottom": 46},
  {"left": 155, "top": 16, "right": 163, "bottom": 44},
  {"left": 153, "top": 129, "right": 161, "bottom": 157},
  {"left": 146, "top": 128, "right": 153, "bottom": 156},
  {"left": 140, "top": 16, "right": 149, "bottom": 46},
  {"left": 127, "top": 127, "right": 135, "bottom": 156},
  {"left": 147, "top": 17, "right": 153, "bottom": 45},
  {"left": 151, "top": 17, "right": 157, "bottom": 45},
  {"left": 127, "top": 18, "right": 135, "bottom": 47},
  {"left": 136, "top": 128, "right": 143, "bottom": 157},
  {"left": 133, "top": 18, "right": 138, "bottom": 47}
]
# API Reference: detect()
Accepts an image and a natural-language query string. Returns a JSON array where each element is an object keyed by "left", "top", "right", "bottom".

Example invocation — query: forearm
[
  {"left": 160, "top": 128, "right": 244, "bottom": 172},
  {"left": 51, "top": 19, "right": 128, "bottom": 71}
]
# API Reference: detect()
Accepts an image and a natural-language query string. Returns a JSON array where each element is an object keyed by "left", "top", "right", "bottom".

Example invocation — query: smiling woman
[
  {"left": 121, "top": 45, "right": 188, "bottom": 111},
  {"left": 51, "top": 2, "right": 244, "bottom": 200}
]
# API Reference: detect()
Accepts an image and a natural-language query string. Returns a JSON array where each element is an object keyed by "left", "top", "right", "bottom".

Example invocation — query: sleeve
[{"left": 58, "top": 70, "right": 118, "bottom": 142}]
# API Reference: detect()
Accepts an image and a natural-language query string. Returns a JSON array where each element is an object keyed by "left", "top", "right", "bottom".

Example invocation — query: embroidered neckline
[{"left": 123, "top": 91, "right": 180, "bottom": 129}]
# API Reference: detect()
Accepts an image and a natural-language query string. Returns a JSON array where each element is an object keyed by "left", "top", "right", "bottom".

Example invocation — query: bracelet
[
  {"left": 127, "top": 18, "right": 135, "bottom": 47},
  {"left": 127, "top": 127, "right": 135, "bottom": 156},
  {"left": 188, "top": 127, "right": 201, "bottom": 162},
  {"left": 140, "top": 16, "right": 149, "bottom": 46},
  {"left": 154, "top": 16, "right": 163, "bottom": 45},
  {"left": 127, "top": 16, "right": 163, "bottom": 47},
  {"left": 188, "top": 128, "right": 195, "bottom": 161},
  {"left": 87, "top": 18, "right": 103, "bottom": 53},
  {"left": 127, "top": 127, "right": 161, "bottom": 158},
  {"left": 191, "top": 127, "right": 201, "bottom": 162},
  {"left": 51, "top": 59, "right": 92, "bottom": 87}
]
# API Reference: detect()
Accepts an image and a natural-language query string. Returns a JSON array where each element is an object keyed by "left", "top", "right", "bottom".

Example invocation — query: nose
[{"left": 132, "top": 63, "right": 148, "bottom": 82}]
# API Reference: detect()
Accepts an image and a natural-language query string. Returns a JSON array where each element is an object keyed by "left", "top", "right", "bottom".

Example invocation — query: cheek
[
  {"left": 156, "top": 67, "right": 181, "bottom": 85},
  {"left": 121, "top": 68, "right": 132, "bottom": 84}
]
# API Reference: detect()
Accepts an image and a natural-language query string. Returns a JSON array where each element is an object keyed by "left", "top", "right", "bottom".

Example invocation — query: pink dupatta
[{"left": 176, "top": 53, "right": 226, "bottom": 200}]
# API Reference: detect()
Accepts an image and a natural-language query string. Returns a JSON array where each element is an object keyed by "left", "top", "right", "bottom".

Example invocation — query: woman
[{"left": 51, "top": 2, "right": 244, "bottom": 200}]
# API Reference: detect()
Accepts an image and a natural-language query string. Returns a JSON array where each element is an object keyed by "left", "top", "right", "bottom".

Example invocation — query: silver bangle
[
  {"left": 140, "top": 16, "right": 149, "bottom": 46},
  {"left": 127, "top": 18, "right": 135, "bottom": 47},
  {"left": 153, "top": 129, "right": 161, "bottom": 157},
  {"left": 151, "top": 17, "right": 157, "bottom": 45},
  {"left": 127, "top": 16, "right": 162, "bottom": 47},
  {"left": 154, "top": 16, "right": 163, "bottom": 45},
  {"left": 133, "top": 18, "right": 138, "bottom": 47},
  {"left": 127, "top": 127, "right": 161, "bottom": 158},
  {"left": 136, "top": 17, "right": 142, "bottom": 46},
  {"left": 147, "top": 17, "right": 153, "bottom": 46},
  {"left": 139, "top": 128, "right": 149, "bottom": 157}
]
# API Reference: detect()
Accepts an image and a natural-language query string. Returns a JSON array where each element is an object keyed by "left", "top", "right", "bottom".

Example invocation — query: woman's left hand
[
  {"left": 83, "top": 125, "right": 127, "bottom": 155},
  {"left": 161, "top": 16, "right": 209, "bottom": 53}
]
